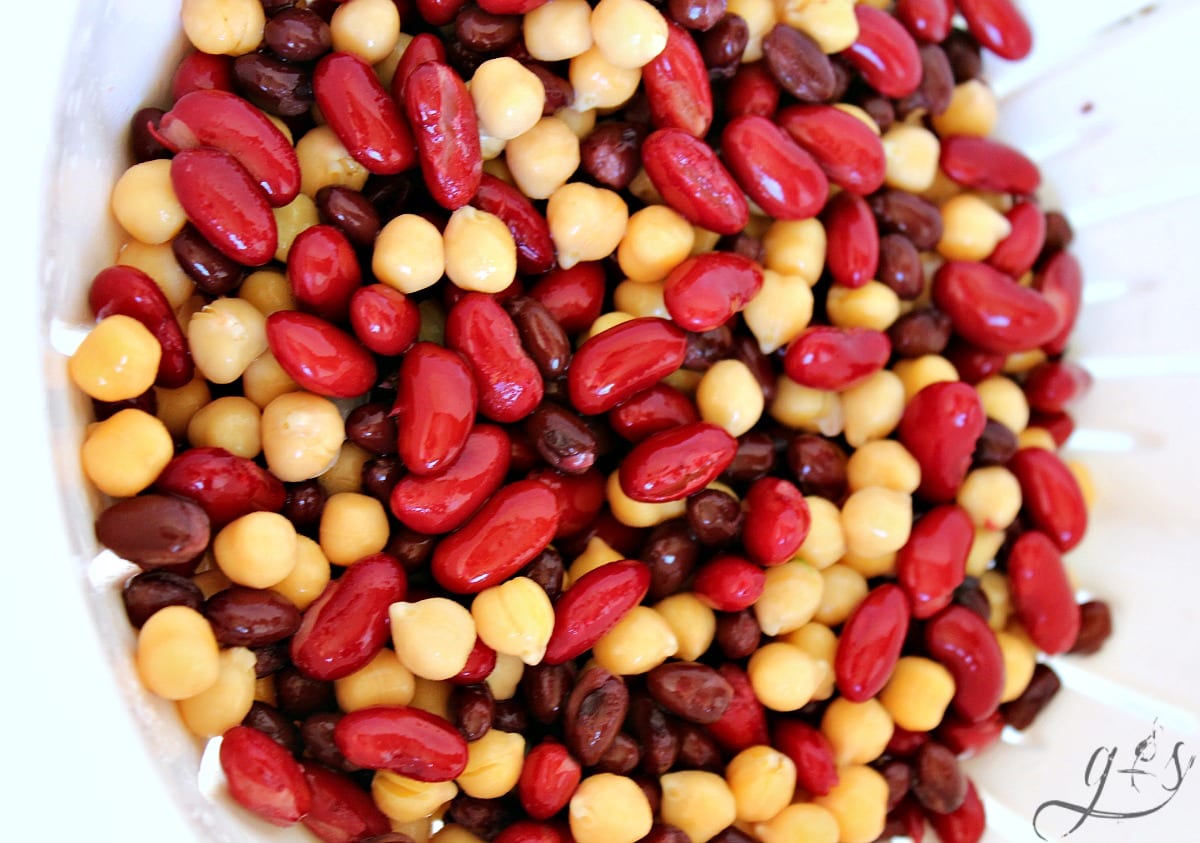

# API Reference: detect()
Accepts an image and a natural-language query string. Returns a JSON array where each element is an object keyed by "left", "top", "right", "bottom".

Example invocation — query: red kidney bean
[
  {"left": 835, "top": 583, "right": 910, "bottom": 702},
  {"left": 156, "top": 90, "right": 301, "bottom": 208},
  {"left": 391, "top": 33, "right": 448, "bottom": 103},
  {"left": 1070, "top": 600, "right": 1113, "bottom": 655},
  {"left": 619, "top": 422, "right": 738, "bottom": 503},
  {"left": 478, "top": 0, "right": 547, "bottom": 11},
  {"left": 928, "top": 778, "right": 986, "bottom": 843},
  {"left": 645, "top": 662, "right": 733, "bottom": 725},
  {"left": 243, "top": 700, "right": 302, "bottom": 755},
  {"left": 431, "top": 479, "right": 559, "bottom": 593},
  {"left": 912, "top": 742, "right": 967, "bottom": 815},
  {"left": 172, "top": 51, "right": 234, "bottom": 101},
  {"left": 288, "top": 224, "right": 361, "bottom": 323},
  {"left": 887, "top": 725, "right": 931, "bottom": 758},
  {"left": 880, "top": 759, "right": 914, "bottom": 812},
  {"left": 1023, "top": 361, "right": 1091, "bottom": 416},
  {"left": 504, "top": 297, "right": 571, "bottom": 379},
  {"left": 88, "top": 265, "right": 193, "bottom": 388},
  {"left": 609, "top": 385, "right": 699, "bottom": 445},
  {"left": 233, "top": 53, "right": 313, "bottom": 118},
  {"left": 726, "top": 62, "right": 780, "bottom": 119},
  {"left": 641, "top": 128, "right": 749, "bottom": 235},
  {"left": 529, "top": 467, "right": 606, "bottom": 539},
  {"left": 519, "top": 741, "right": 581, "bottom": 820},
  {"left": 265, "top": 7, "right": 332, "bottom": 61},
  {"left": 544, "top": 560, "right": 650, "bottom": 664},
  {"left": 937, "top": 711, "right": 1003, "bottom": 757},
  {"left": 721, "top": 115, "right": 828, "bottom": 220},
  {"left": 699, "top": 13, "right": 749, "bottom": 75},
  {"left": 699, "top": 555, "right": 768, "bottom": 613},
  {"left": 564, "top": 666, "right": 629, "bottom": 765},
  {"left": 449, "top": 637, "right": 499, "bottom": 686},
  {"left": 349, "top": 284, "right": 420, "bottom": 357},
  {"left": 528, "top": 262, "right": 606, "bottom": 335},
  {"left": 568, "top": 317, "right": 687, "bottom": 415},
  {"left": 941, "top": 135, "right": 1040, "bottom": 195},
  {"left": 266, "top": 311, "right": 377, "bottom": 398},
  {"left": 877, "top": 231, "right": 927, "bottom": 299},
  {"left": 315, "top": 53, "right": 416, "bottom": 176},
  {"left": 172, "top": 225, "right": 245, "bottom": 296},
  {"left": 898, "top": 381, "right": 987, "bottom": 503},
  {"left": 402, "top": 61, "right": 482, "bottom": 210},
  {"left": 334, "top": 706, "right": 468, "bottom": 781},
  {"left": 1001, "top": 663, "right": 1061, "bottom": 730},
  {"left": 414, "top": 0, "right": 468, "bottom": 26},
  {"left": 987, "top": 200, "right": 1045, "bottom": 278},
  {"left": 301, "top": 762, "right": 391, "bottom": 843},
  {"left": 662, "top": 252, "right": 763, "bottom": 333},
  {"left": 762, "top": 24, "right": 836, "bottom": 102},
  {"left": 823, "top": 191, "right": 879, "bottom": 289},
  {"left": 495, "top": 822, "right": 570, "bottom": 843},
  {"left": 1034, "top": 250, "right": 1083, "bottom": 356},
  {"left": 870, "top": 188, "right": 943, "bottom": 251},
  {"left": 957, "top": 0, "right": 1032, "bottom": 61},
  {"left": 290, "top": 554, "right": 407, "bottom": 681},
  {"left": 204, "top": 587, "right": 300, "bottom": 647},
  {"left": 844, "top": 5, "right": 923, "bottom": 97},
  {"left": 896, "top": 0, "right": 953, "bottom": 42},
  {"left": 776, "top": 104, "right": 887, "bottom": 196},
  {"left": 944, "top": 339, "right": 1005, "bottom": 385},
  {"left": 393, "top": 342, "right": 478, "bottom": 475},
  {"left": 897, "top": 505, "right": 973, "bottom": 619},
  {"left": 171, "top": 147, "right": 277, "bottom": 266},
  {"left": 1009, "top": 447, "right": 1088, "bottom": 552},
  {"left": 643, "top": 21, "right": 713, "bottom": 137},
  {"left": 686, "top": 488, "right": 744, "bottom": 546},
  {"left": 123, "top": 570, "right": 205, "bottom": 628},
  {"left": 524, "top": 403, "right": 597, "bottom": 475},
  {"left": 156, "top": 447, "right": 286, "bottom": 527},
  {"left": 471, "top": 174, "right": 555, "bottom": 275},
  {"left": 130, "top": 106, "right": 171, "bottom": 163},
  {"left": 783, "top": 326, "right": 890, "bottom": 391},
  {"left": 924, "top": 605, "right": 1004, "bottom": 722},
  {"left": 773, "top": 719, "right": 838, "bottom": 795},
  {"left": 220, "top": 725, "right": 312, "bottom": 826},
  {"left": 390, "top": 425, "right": 509, "bottom": 534},
  {"left": 1006, "top": 530, "right": 1080, "bottom": 654},
  {"left": 446, "top": 293, "right": 544, "bottom": 423},
  {"left": 706, "top": 663, "right": 769, "bottom": 752},
  {"left": 741, "top": 477, "right": 810, "bottom": 565},
  {"left": 315, "top": 186, "right": 381, "bottom": 248}
]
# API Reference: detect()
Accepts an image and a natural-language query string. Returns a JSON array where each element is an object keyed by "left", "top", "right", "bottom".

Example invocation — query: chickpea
[
  {"left": 239, "top": 269, "right": 296, "bottom": 316},
  {"left": 654, "top": 593, "right": 716, "bottom": 661},
  {"left": 938, "top": 193, "right": 1013, "bottom": 262},
  {"left": 841, "top": 370, "right": 906, "bottom": 448},
  {"left": 569, "top": 774, "right": 653, "bottom": 843},
  {"left": 1005, "top": 346, "right": 1048, "bottom": 372},
  {"left": 368, "top": 213, "right": 445, "bottom": 295},
  {"left": 763, "top": 219, "right": 826, "bottom": 283},
  {"left": 881, "top": 124, "right": 941, "bottom": 193},
  {"left": 69, "top": 314, "right": 161, "bottom": 402},
  {"left": 443, "top": 206, "right": 518, "bottom": 293},
  {"left": 181, "top": 0, "right": 264, "bottom": 55},
  {"left": 813, "top": 764, "right": 889, "bottom": 843},
  {"left": 590, "top": 0, "right": 669, "bottom": 69},
  {"left": 975, "top": 375, "right": 1030, "bottom": 433},
  {"left": 318, "top": 441, "right": 372, "bottom": 496},
  {"left": 967, "top": 526, "right": 1007, "bottom": 578},
  {"left": 814, "top": 563, "right": 868, "bottom": 626},
  {"left": 565, "top": 536, "right": 624, "bottom": 586},
  {"left": 756, "top": 802, "right": 840, "bottom": 843},
  {"left": 569, "top": 46, "right": 642, "bottom": 111},
  {"left": 841, "top": 548, "right": 897, "bottom": 578},
  {"left": 777, "top": 0, "right": 858, "bottom": 53},
  {"left": 373, "top": 31, "right": 413, "bottom": 89},
  {"left": 754, "top": 560, "right": 824, "bottom": 635},
  {"left": 433, "top": 827, "right": 484, "bottom": 843},
  {"left": 117, "top": 240, "right": 194, "bottom": 309},
  {"left": 892, "top": 354, "right": 960, "bottom": 401},
  {"left": 841, "top": 487, "right": 913, "bottom": 558},
  {"left": 213, "top": 511, "right": 298, "bottom": 588},
  {"left": 826, "top": 281, "right": 901, "bottom": 331},
  {"left": 187, "top": 395, "right": 261, "bottom": 458},
  {"left": 525, "top": 0, "right": 594, "bottom": 60},
  {"left": 659, "top": 771, "right": 738, "bottom": 842},
  {"left": 957, "top": 466, "right": 1022, "bottom": 531},
  {"left": 613, "top": 279, "right": 668, "bottom": 319},
  {"left": 486, "top": 652, "right": 525, "bottom": 700},
  {"left": 783, "top": 622, "right": 837, "bottom": 700},
  {"left": 261, "top": 390, "right": 345, "bottom": 482},
  {"left": 319, "top": 492, "right": 388, "bottom": 565},
  {"left": 743, "top": 269, "right": 815, "bottom": 354},
  {"left": 390, "top": 598, "right": 477, "bottom": 681},
  {"left": 997, "top": 629, "right": 1037, "bottom": 703},
  {"left": 879, "top": 656, "right": 956, "bottom": 732},
  {"left": 471, "top": 58, "right": 545, "bottom": 141},
  {"left": 297, "top": 125, "right": 370, "bottom": 198},
  {"left": 409, "top": 676, "right": 453, "bottom": 720},
  {"left": 556, "top": 105, "right": 597, "bottom": 139},
  {"left": 726, "top": 745, "right": 797, "bottom": 822},
  {"left": 607, "top": 470, "right": 687, "bottom": 528},
  {"left": 1068, "top": 459, "right": 1096, "bottom": 509},
  {"left": 271, "top": 535, "right": 331, "bottom": 611},
  {"left": 617, "top": 205, "right": 695, "bottom": 283},
  {"left": 242, "top": 349, "right": 300, "bottom": 409},
  {"left": 821, "top": 697, "right": 894, "bottom": 766},
  {"left": 796, "top": 496, "right": 846, "bottom": 570},
  {"left": 81, "top": 409, "right": 173, "bottom": 498},
  {"left": 178, "top": 646, "right": 257, "bottom": 737},
  {"left": 372, "top": 771, "right": 458, "bottom": 824},
  {"left": 188, "top": 297, "right": 268, "bottom": 384},
  {"left": 271, "top": 193, "right": 319, "bottom": 262},
  {"left": 457, "top": 729, "right": 526, "bottom": 799},
  {"left": 748, "top": 641, "right": 822, "bottom": 710},
  {"left": 193, "top": 569, "right": 233, "bottom": 600},
  {"left": 506, "top": 116, "right": 582, "bottom": 200},
  {"left": 547, "top": 182, "right": 629, "bottom": 270},
  {"left": 135, "top": 605, "right": 220, "bottom": 700},
  {"left": 934, "top": 79, "right": 999, "bottom": 138},
  {"left": 769, "top": 376, "right": 842, "bottom": 436},
  {"left": 471, "top": 577, "right": 555, "bottom": 665},
  {"left": 330, "top": 0, "right": 400, "bottom": 62},
  {"left": 846, "top": 440, "right": 921, "bottom": 494},
  {"left": 112, "top": 159, "right": 187, "bottom": 245},
  {"left": 696, "top": 359, "right": 765, "bottom": 437},
  {"left": 593, "top": 605, "right": 679, "bottom": 675},
  {"left": 1018, "top": 426, "right": 1058, "bottom": 451},
  {"left": 727, "top": 0, "right": 777, "bottom": 62}
]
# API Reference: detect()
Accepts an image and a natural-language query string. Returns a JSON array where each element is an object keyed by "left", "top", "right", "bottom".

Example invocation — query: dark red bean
[
  {"left": 504, "top": 296, "right": 572, "bottom": 378},
  {"left": 647, "top": 662, "right": 733, "bottom": 725},
  {"left": 896, "top": 44, "right": 954, "bottom": 118},
  {"left": 675, "top": 721, "right": 724, "bottom": 772},
  {"left": 580, "top": 121, "right": 643, "bottom": 191},
  {"left": 564, "top": 666, "right": 629, "bottom": 766},
  {"left": 943, "top": 28, "right": 984, "bottom": 82},
  {"left": 265, "top": 7, "right": 332, "bottom": 61},
  {"left": 870, "top": 189, "right": 943, "bottom": 251},
  {"left": 877, "top": 233, "right": 925, "bottom": 300},
  {"left": 525, "top": 402, "right": 598, "bottom": 475},
  {"left": 316, "top": 185, "right": 381, "bottom": 249},
  {"left": 122, "top": 570, "right": 204, "bottom": 628},
  {"left": 455, "top": 6, "right": 521, "bottom": 51},
  {"left": 722, "top": 432, "right": 777, "bottom": 485},
  {"left": 699, "top": 14, "right": 749, "bottom": 74},
  {"left": 715, "top": 609, "right": 761, "bottom": 659},
  {"left": 686, "top": 488, "right": 743, "bottom": 546},
  {"left": 667, "top": 0, "right": 726, "bottom": 30},
  {"left": 912, "top": 742, "right": 967, "bottom": 815},
  {"left": 278, "top": 668, "right": 338, "bottom": 720},
  {"left": 283, "top": 480, "right": 325, "bottom": 530},
  {"left": 972, "top": 418, "right": 1018, "bottom": 467},
  {"left": 640, "top": 520, "right": 700, "bottom": 600},
  {"left": 233, "top": 53, "right": 313, "bottom": 117},
  {"left": 889, "top": 308, "right": 952, "bottom": 358},
  {"left": 96, "top": 494, "right": 210, "bottom": 570},
  {"left": 242, "top": 701, "right": 302, "bottom": 756},
  {"left": 447, "top": 795, "right": 512, "bottom": 839},
  {"left": 1001, "top": 663, "right": 1061, "bottom": 730},
  {"left": 1070, "top": 600, "right": 1113, "bottom": 655},
  {"left": 345, "top": 402, "right": 398, "bottom": 457},
  {"left": 522, "top": 547, "right": 566, "bottom": 602},
  {"left": 880, "top": 759, "right": 913, "bottom": 811},
  {"left": 130, "top": 107, "right": 171, "bottom": 162},
  {"left": 204, "top": 586, "right": 301, "bottom": 647},
  {"left": 172, "top": 225, "right": 245, "bottom": 295},
  {"left": 521, "top": 662, "right": 573, "bottom": 724},
  {"left": 302, "top": 714, "right": 359, "bottom": 773},
  {"left": 762, "top": 24, "right": 836, "bottom": 102}
]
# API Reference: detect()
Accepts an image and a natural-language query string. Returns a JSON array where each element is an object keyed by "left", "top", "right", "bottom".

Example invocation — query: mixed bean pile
[{"left": 70, "top": 0, "right": 1114, "bottom": 840}]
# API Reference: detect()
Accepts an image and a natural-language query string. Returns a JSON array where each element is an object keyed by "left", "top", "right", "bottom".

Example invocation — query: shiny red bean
[
  {"left": 773, "top": 719, "right": 839, "bottom": 796},
  {"left": 88, "top": 264, "right": 193, "bottom": 388},
  {"left": 741, "top": 477, "right": 810, "bottom": 565},
  {"left": 957, "top": 0, "right": 1032, "bottom": 60},
  {"left": 431, "top": 480, "right": 559, "bottom": 593},
  {"left": 941, "top": 135, "right": 1040, "bottom": 195},
  {"left": 609, "top": 384, "right": 700, "bottom": 443},
  {"left": 641, "top": 128, "right": 749, "bottom": 235},
  {"left": 1029, "top": 409, "right": 1075, "bottom": 448},
  {"left": 783, "top": 326, "right": 891, "bottom": 391},
  {"left": 777, "top": 104, "right": 887, "bottom": 196},
  {"left": 924, "top": 605, "right": 1004, "bottom": 722},
  {"left": 205, "top": 586, "right": 301, "bottom": 647},
  {"left": 844, "top": 5, "right": 923, "bottom": 98},
  {"left": 568, "top": 317, "right": 688, "bottom": 415},
  {"left": 449, "top": 637, "right": 499, "bottom": 686},
  {"left": 266, "top": 311, "right": 377, "bottom": 398},
  {"left": 290, "top": 554, "right": 407, "bottom": 681},
  {"left": 519, "top": 741, "right": 582, "bottom": 820},
  {"left": 663, "top": 252, "right": 763, "bottom": 333},
  {"left": 403, "top": 61, "right": 482, "bottom": 210},
  {"left": 693, "top": 555, "right": 765, "bottom": 612},
  {"left": 897, "top": 505, "right": 973, "bottom": 619},
  {"left": 543, "top": 560, "right": 650, "bottom": 664},
  {"left": 896, "top": 0, "right": 953, "bottom": 42},
  {"left": 265, "top": 8, "right": 332, "bottom": 62},
  {"left": 721, "top": 115, "right": 828, "bottom": 221},
  {"left": 835, "top": 583, "right": 910, "bottom": 702},
  {"left": 528, "top": 262, "right": 606, "bottom": 334},
  {"left": 935, "top": 260, "right": 1060, "bottom": 354},
  {"left": 1009, "top": 447, "right": 1088, "bottom": 552},
  {"left": 1007, "top": 530, "right": 1081, "bottom": 656},
  {"left": 349, "top": 284, "right": 421, "bottom": 357},
  {"left": 937, "top": 711, "right": 1003, "bottom": 757},
  {"left": 505, "top": 296, "right": 572, "bottom": 378},
  {"left": 392, "top": 33, "right": 449, "bottom": 100},
  {"left": 529, "top": 467, "right": 607, "bottom": 539},
  {"left": 944, "top": 339, "right": 1005, "bottom": 385},
  {"left": 446, "top": 293, "right": 544, "bottom": 423},
  {"left": 220, "top": 725, "right": 312, "bottom": 826},
  {"left": 1034, "top": 250, "right": 1083, "bottom": 356},
  {"left": 761, "top": 24, "right": 836, "bottom": 102},
  {"left": 471, "top": 174, "right": 555, "bottom": 275},
  {"left": 171, "top": 51, "right": 234, "bottom": 101},
  {"left": 314, "top": 52, "right": 415, "bottom": 176},
  {"left": 619, "top": 422, "right": 737, "bottom": 503},
  {"left": 390, "top": 425, "right": 509, "bottom": 534},
  {"left": 301, "top": 763, "right": 391, "bottom": 843},
  {"left": 170, "top": 147, "right": 277, "bottom": 266},
  {"left": 288, "top": 224, "right": 361, "bottom": 323},
  {"left": 495, "top": 822, "right": 570, "bottom": 843},
  {"left": 394, "top": 342, "right": 478, "bottom": 475},
  {"left": 478, "top": 0, "right": 547, "bottom": 12},
  {"left": 727, "top": 62, "right": 781, "bottom": 118},
  {"left": 898, "top": 381, "right": 986, "bottom": 503},
  {"left": 988, "top": 200, "right": 1045, "bottom": 278},
  {"left": 928, "top": 778, "right": 986, "bottom": 843},
  {"left": 643, "top": 21, "right": 714, "bottom": 137},
  {"left": 823, "top": 191, "right": 879, "bottom": 289},
  {"left": 334, "top": 706, "right": 469, "bottom": 781},
  {"left": 706, "top": 663, "right": 769, "bottom": 752},
  {"left": 1023, "top": 361, "right": 1091, "bottom": 415},
  {"left": 525, "top": 403, "right": 597, "bottom": 475},
  {"left": 155, "top": 447, "right": 286, "bottom": 527}
]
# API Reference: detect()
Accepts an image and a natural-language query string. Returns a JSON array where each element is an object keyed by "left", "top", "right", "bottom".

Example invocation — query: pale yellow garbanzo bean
[
  {"left": 617, "top": 205, "right": 695, "bottom": 283},
  {"left": 690, "top": 224, "right": 721, "bottom": 254},
  {"left": 524, "top": 0, "right": 594, "bottom": 60},
  {"left": 136, "top": 605, "right": 220, "bottom": 700},
  {"left": 181, "top": 0, "right": 264, "bottom": 55},
  {"left": 769, "top": 376, "right": 842, "bottom": 436},
  {"left": 777, "top": 0, "right": 857, "bottom": 53},
  {"left": 582, "top": 311, "right": 635, "bottom": 343},
  {"left": 319, "top": 492, "right": 388, "bottom": 565},
  {"left": 727, "top": 0, "right": 777, "bottom": 61},
  {"left": 882, "top": 124, "right": 941, "bottom": 193},
  {"left": 117, "top": 240, "right": 194, "bottom": 310},
  {"left": 696, "top": 359, "right": 765, "bottom": 437},
  {"left": 796, "top": 496, "right": 846, "bottom": 570},
  {"left": 192, "top": 568, "right": 233, "bottom": 600},
  {"left": 846, "top": 439, "right": 921, "bottom": 494},
  {"left": 613, "top": 279, "right": 668, "bottom": 319},
  {"left": 783, "top": 622, "right": 837, "bottom": 700},
  {"left": 472, "top": 577, "right": 555, "bottom": 665},
  {"left": 997, "top": 629, "right": 1037, "bottom": 703},
  {"left": 374, "top": 31, "right": 413, "bottom": 89},
  {"left": 188, "top": 297, "right": 268, "bottom": 384},
  {"left": 272, "top": 193, "right": 319, "bottom": 262},
  {"left": 879, "top": 655, "right": 956, "bottom": 732},
  {"left": 187, "top": 395, "right": 261, "bottom": 458},
  {"left": 457, "top": 729, "right": 526, "bottom": 799},
  {"left": 748, "top": 641, "right": 822, "bottom": 710},
  {"left": 841, "top": 369, "right": 906, "bottom": 448},
  {"left": 214, "top": 511, "right": 297, "bottom": 588},
  {"left": 1068, "top": 459, "right": 1096, "bottom": 509},
  {"left": 763, "top": 218, "right": 826, "bottom": 282},
  {"left": 822, "top": 697, "right": 894, "bottom": 766},
  {"left": 754, "top": 560, "right": 823, "bottom": 635},
  {"left": 662, "top": 368, "right": 702, "bottom": 395},
  {"left": 933, "top": 79, "right": 998, "bottom": 137},
  {"left": 841, "top": 549, "right": 897, "bottom": 578},
  {"left": 593, "top": 606, "right": 679, "bottom": 675},
  {"left": 975, "top": 374, "right": 1030, "bottom": 433},
  {"left": 390, "top": 598, "right": 477, "bottom": 681},
  {"left": 660, "top": 771, "right": 738, "bottom": 842},
  {"left": 834, "top": 102, "right": 880, "bottom": 133},
  {"left": 260, "top": 390, "right": 345, "bottom": 482},
  {"left": 297, "top": 125, "right": 370, "bottom": 197},
  {"left": 1018, "top": 426, "right": 1058, "bottom": 451},
  {"left": 471, "top": 58, "right": 545, "bottom": 141},
  {"left": 330, "top": 0, "right": 400, "bottom": 63},
  {"left": 966, "top": 526, "right": 1006, "bottom": 578},
  {"left": 654, "top": 593, "right": 716, "bottom": 661},
  {"left": 893, "top": 354, "right": 960, "bottom": 401},
  {"left": 1004, "top": 346, "right": 1047, "bottom": 372},
  {"left": 372, "top": 214, "right": 446, "bottom": 294},
  {"left": 485, "top": 652, "right": 525, "bottom": 700},
  {"left": 69, "top": 314, "right": 161, "bottom": 402},
  {"left": 318, "top": 441, "right": 371, "bottom": 496},
  {"left": 409, "top": 676, "right": 453, "bottom": 720},
  {"left": 980, "top": 569, "right": 1011, "bottom": 631},
  {"left": 813, "top": 764, "right": 889, "bottom": 843},
  {"left": 957, "top": 466, "right": 1022, "bottom": 531},
  {"left": 755, "top": 803, "right": 841, "bottom": 843},
  {"left": 178, "top": 646, "right": 257, "bottom": 737},
  {"left": 255, "top": 676, "right": 276, "bottom": 706},
  {"left": 372, "top": 772, "right": 458, "bottom": 824},
  {"left": 607, "top": 470, "right": 687, "bottom": 527},
  {"left": 443, "top": 206, "right": 518, "bottom": 293},
  {"left": 271, "top": 535, "right": 330, "bottom": 611},
  {"left": 566, "top": 536, "right": 623, "bottom": 587},
  {"left": 556, "top": 105, "right": 597, "bottom": 139},
  {"left": 82, "top": 409, "right": 173, "bottom": 498},
  {"left": 590, "top": 0, "right": 669, "bottom": 68},
  {"left": 570, "top": 774, "right": 653, "bottom": 843},
  {"left": 240, "top": 269, "right": 296, "bottom": 316},
  {"left": 505, "top": 116, "right": 582, "bottom": 200},
  {"left": 242, "top": 349, "right": 300, "bottom": 408},
  {"left": 743, "top": 269, "right": 815, "bottom": 353},
  {"left": 938, "top": 193, "right": 1012, "bottom": 261},
  {"left": 547, "top": 182, "right": 629, "bottom": 270},
  {"left": 569, "top": 46, "right": 642, "bottom": 110},
  {"left": 726, "top": 745, "right": 797, "bottom": 822},
  {"left": 826, "top": 281, "right": 901, "bottom": 331},
  {"left": 432, "top": 826, "right": 484, "bottom": 843},
  {"left": 814, "top": 563, "right": 869, "bottom": 626},
  {"left": 841, "top": 487, "right": 913, "bottom": 558}
]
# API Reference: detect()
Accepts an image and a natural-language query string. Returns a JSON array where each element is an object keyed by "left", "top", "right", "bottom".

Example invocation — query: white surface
[{"left": 5, "top": 0, "right": 1200, "bottom": 841}]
